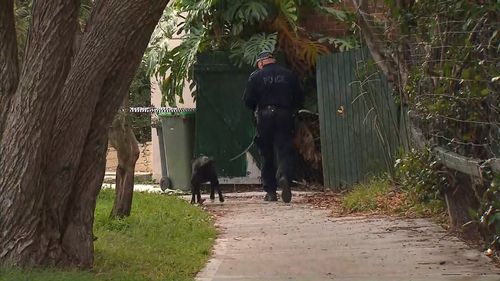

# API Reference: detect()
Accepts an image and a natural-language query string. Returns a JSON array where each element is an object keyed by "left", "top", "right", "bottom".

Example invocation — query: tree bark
[
  {"left": 0, "top": 0, "right": 79, "bottom": 266},
  {"left": 0, "top": 0, "right": 19, "bottom": 140},
  {"left": 0, "top": 0, "right": 169, "bottom": 268},
  {"left": 109, "top": 111, "right": 140, "bottom": 218}
]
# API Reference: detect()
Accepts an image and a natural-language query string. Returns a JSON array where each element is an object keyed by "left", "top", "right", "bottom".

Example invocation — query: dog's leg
[
  {"left": 197, "top": 185, "right": 204, "bottom": 204},
  {"left": 217, "top": 185, "right": 224, "bottom": 203},
  {"left": 210, "top": 176, "right": 223, "bottom": 203},
  {"left": 210, "top": 182, "right": 215, "bottom": 201},
  {"left": 191, "top": 185, "right": 196, "bottom": 204}
]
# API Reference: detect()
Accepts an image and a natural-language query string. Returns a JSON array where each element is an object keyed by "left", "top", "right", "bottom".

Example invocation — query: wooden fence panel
[{"left": 317, "top": 48, "right": 402, "bottom": 189}]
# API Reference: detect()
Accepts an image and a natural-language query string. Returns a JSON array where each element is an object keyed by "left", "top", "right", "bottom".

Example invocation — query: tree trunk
[
  {"left": 0, "top": 0, "right": 19, "bottom": 140},
  {"left": 0, "top": 0, "right": 80, "bottom": 267},
  {"left": 0, "top": 0, "right": 169, "bottom": 268},
  {"left": 109, "top": 110, "right": 140, "bottom": 218}
]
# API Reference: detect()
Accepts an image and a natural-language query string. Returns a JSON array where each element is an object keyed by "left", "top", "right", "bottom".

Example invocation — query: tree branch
[
  {"left": 351, "top": 0, "right": 410, "bottom": 101},
  {"left": 352, "top": 0, "right": 393, "bottom": 78}
]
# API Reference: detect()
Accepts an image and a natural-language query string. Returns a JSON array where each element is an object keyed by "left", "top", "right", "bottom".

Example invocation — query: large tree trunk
[
  {"left": 0, "top": 0, "right": 19, "bottom": 140},
  {"left": 0, "top": 0, "right": 80, "bottom": 267},
  {"left": 109, "top": 110, "right": 140, "bottom": 218},
  {"left": 0, "top": 0, "right": 169, "bottom": 268}
]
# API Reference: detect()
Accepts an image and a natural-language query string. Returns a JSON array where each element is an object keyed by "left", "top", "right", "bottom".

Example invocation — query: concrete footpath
[{"left": 196, "top": 192, "right": 500, "bottom": 281}]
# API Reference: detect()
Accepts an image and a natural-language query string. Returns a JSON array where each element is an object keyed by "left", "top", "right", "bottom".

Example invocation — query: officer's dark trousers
[{"left": 255, "top": 106, "right": 295, "bottom": 194}]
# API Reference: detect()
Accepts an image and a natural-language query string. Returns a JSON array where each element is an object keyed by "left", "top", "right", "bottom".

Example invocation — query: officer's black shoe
[
  {"left": 264, "top": 192, "right": 278, "bottom": 202},
  {"left": 279, "top": 177, "right": 292, "bottom": 203}
]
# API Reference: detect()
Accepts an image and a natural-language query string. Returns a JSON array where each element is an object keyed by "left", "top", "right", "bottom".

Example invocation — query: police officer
[{"left": 243, "top": 51, "right": 304, "bottom": 203}]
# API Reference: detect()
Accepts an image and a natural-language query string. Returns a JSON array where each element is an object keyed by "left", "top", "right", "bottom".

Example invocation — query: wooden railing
[{"left": 433, "top": 146, "right": 499, "bottom": 177}]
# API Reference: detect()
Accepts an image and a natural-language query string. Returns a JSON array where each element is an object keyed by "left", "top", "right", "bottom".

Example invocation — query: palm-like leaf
[
  {"left": 229, "top": 40, "right": 246, "bottom": 67},
  {"left": 318, "top": 6, "right": 351, "bottom": 22},
  {"left": 230, "top": 32, "right": 279, "bottom": 67},
  {"left": 241, "top": 1, "right": 269, "bottom": 24},
  {"left": 317, "top": 36, "right": 359, "bottom": 52},
  {"left": 145, "top": 8, "right": 178, "bottom": 76},
  {"left": 277, "top": 0, "right": 298, "bottom": 31},
  {"left": 223, "top": 0, "right": 269, "bottom": 35},
  {"left": 243, "top": 32, "right": 278, "bottom": 66},
  {"left": 148, "top": 0, "right": 359, "bottom": 102},
  {"left": 158, "top": 28, "right": 205, "bottom": 106}
]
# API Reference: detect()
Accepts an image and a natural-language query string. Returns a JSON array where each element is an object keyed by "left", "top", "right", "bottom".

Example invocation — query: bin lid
[{"left": 158, "top": 108, "right": 195, "bottom": 118}]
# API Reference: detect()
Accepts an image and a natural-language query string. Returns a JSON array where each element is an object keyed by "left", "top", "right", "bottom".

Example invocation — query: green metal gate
[
  {"left": 317, "top": 48, "right": 405, "bottom": 188},
  {"left": 193, "top": 52, "right": 260, "bottom": 177}
]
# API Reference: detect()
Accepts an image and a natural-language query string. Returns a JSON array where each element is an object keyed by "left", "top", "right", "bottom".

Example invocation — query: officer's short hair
[{"left": 255, "top": 51, "right": 274, "bottom": 65}]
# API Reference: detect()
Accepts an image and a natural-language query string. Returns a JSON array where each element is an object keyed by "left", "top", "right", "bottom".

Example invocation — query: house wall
[{"left": 150, "top": 63, "right": 195, "bottom": 182}]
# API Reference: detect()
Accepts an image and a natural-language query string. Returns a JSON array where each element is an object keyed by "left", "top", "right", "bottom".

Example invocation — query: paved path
[{"left": 196, "top": 193, "right": 500, "bottom": 281}]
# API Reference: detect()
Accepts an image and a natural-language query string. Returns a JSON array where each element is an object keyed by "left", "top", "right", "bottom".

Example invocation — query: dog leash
[
  {"left": 228, "top": 109, "right": 316, "bottom": 162},
  {"left": 229, "top": 139, "right": 255, "bottom": 162}
]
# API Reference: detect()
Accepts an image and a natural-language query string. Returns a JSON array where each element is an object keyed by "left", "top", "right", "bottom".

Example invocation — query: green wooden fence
[
  {"left": 317, "top": 48, "right": 405, "bottom": 189},
  {"left": 193, "top": 52, "right": 260, "bottom": 177}
]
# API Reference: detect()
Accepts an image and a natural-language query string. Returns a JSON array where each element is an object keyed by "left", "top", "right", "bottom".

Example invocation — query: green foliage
[
  {"left": 400, "top": 0, "right": 499, "bottom": 159},
  {"left": 395, "top": 148, "right": 444, "bottom": 204},
  {"left": 145, "top": 7, "right": 177, "bottom": 76},
  {"left": 146, "top": 0, "right": 357, "bottom": 105},
  {"left": 316, "top": 36, "right": 358, "bottom": 52},
  {"left": 147, "top": 0, "right": 279, "bottom": 105},
  {"left": 470, "top": 173, "right": 500, "bottom": 252},
  {"left": 388, "top": 0, "right": 499, "bottom": 247},
  {"left": 128, "top": 64, "right": 152, "bottom": 143},
  {"left": 230, "top": 32, "right": 278, "bottom": 67},
  {"left": 298, "top": 0, "right": 353, "bottom": 22},
  {"left": 1, "top": 190, "right": 216, "bottom": 281},
  {"left": 277, "top": 0, "right": 299, "bottom": 30},
  {"left": 342, "top": 172, "right": 446, "bottom": 218},
  {"left": 342, "top": 177, "right": 391, "bottom": 213},
  {"left": 394, "top": 148, "right": 447, "bottom": 217},
  {"left": 14, "top": 0, "right": 32, "bottom": 61},
  {"left": 224, "top": 0, "right": 271, "bottom": 35},
  {"left": 78, "top": 0, "right": 93, "bottom": 27}
]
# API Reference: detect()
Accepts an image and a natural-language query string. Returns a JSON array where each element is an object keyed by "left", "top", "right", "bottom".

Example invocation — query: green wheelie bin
[{"left": 158, "top": 110, "right": 195, "bottom": 192}]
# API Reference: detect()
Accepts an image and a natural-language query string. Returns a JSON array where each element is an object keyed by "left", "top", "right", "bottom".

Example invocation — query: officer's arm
[{"left": 243, "top": 75, "right": 258, "bottom": 111}]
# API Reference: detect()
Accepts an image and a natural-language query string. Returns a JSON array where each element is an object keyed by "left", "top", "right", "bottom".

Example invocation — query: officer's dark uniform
[{"left": 243, "top": 53, "right": 303, "bottom": 202}]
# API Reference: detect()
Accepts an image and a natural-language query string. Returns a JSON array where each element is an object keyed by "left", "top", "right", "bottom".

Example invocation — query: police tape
[{"left": 126, "top": 107, "right": 195, "bottom": 113}]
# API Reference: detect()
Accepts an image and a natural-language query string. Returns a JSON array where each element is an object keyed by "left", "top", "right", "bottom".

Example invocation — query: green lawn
[{"left": 1, "top": 190, "right": 216, "bottom": 281}]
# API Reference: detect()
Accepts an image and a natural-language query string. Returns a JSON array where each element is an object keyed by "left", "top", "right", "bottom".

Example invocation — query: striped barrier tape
[{"left": 127, "top": 107, "right": 195, "bottom": 113}]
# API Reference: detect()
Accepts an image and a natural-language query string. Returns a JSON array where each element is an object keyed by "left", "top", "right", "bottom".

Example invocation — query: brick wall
[{"left": 299, "top": 0, "right": 386, "bottom": 38}]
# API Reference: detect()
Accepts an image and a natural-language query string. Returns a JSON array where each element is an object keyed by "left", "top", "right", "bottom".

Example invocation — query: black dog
[{"left": 190, "top": 156, "right": 224, "bottom": 204}]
